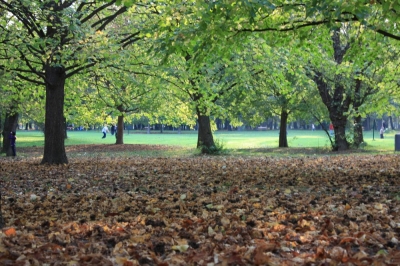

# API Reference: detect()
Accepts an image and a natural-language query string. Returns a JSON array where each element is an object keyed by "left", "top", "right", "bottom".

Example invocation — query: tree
[
  {"left": 88, "top": 66, "right": 156, "bottom": 144},
  {"left": 0, "top": 71, "right": 27, "bottom": 155},
  {"left": 243, "top": 43, "right": 313, "bottom": 148},
  {"left": 0, "top": 0, "right": 144, "bottom": 164},
  {"left": 194, "top": 0, "right": 400, "bottom": 42},
  {"left": 159, "top": 46, "right": 259, "bottom": 152}
]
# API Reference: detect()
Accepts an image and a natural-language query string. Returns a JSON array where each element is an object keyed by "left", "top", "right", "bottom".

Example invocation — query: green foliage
[
  {"left": 197, "top": 138, "right": 227, "bottom": 155},
  {"left": 1, "top": 0, "right": 399, "bottom": 158}
]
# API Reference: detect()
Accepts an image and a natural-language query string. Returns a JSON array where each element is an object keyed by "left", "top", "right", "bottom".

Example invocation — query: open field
[{"left": 7, "top": 129, "right": 399, "bottom": 157}]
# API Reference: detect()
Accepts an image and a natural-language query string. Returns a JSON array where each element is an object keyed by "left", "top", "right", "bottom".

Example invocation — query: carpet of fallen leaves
[{"left": 0, "top": 145, "right": 400, "bottom": 265}]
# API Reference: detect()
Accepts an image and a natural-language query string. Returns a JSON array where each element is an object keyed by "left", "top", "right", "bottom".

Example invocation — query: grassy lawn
[{"left": 8, "top": 128, "right": 397, "bottom": 154}]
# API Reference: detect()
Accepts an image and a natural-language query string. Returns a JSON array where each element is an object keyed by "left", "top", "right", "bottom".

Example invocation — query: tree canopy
[{"left": 0, "top": 0, "right": 399, "bottom": 161}]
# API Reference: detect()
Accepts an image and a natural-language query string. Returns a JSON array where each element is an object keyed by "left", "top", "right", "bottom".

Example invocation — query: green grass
[{"left": 9, "top": 128, "right": 397, "bottom": 153}]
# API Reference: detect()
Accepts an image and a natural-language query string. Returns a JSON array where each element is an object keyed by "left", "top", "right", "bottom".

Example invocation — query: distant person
[
  {"left": 9, "top": 131, "right": 16, "bottom": 157},
  {"left": 102, "top": 125, "right": 109, "bottom": 139},
  {"left": 329, "top": 123, "right": 334, "bottom": 136},
  {"left": 380, "top": 127, "right": 384, "bottom": 139},
  {"left": 311, "top": 124, "right": 315, "bottom": 131},
  {"left": 110, "top": 124, "right": 116, "bottom": 135}
]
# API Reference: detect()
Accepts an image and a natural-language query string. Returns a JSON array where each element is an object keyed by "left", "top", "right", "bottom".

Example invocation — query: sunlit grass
[{"left": 11, "top": 128, "right": 398, "bottom": 153}]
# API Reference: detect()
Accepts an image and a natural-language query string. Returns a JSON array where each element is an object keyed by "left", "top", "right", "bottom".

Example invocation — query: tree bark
[
  {"left": 1, "top": 111, "right": 19, "bottom": 156},
  {"left": 353, "top": 115, "right": 364, "bottom": 147},
  {"left": 116, "top": 115, "right": 124, "bottom": 144},
  {"left": 41, "top": 65, "right": 68, "bottom": 164},
  {"left": 278, "top": 109, "right": 289, "bottom": 148},
  {"left": 197, "top": 114, "right": 215, "bottom": 153},
  {"left": 352, "top": 79, "right": 363, "bottom": 148},
  {"left": 331, "top": 115, "right": 349, "bottom": 151},
  {"left": 311, "top": 30, "right": 351, "bottom": 151}
]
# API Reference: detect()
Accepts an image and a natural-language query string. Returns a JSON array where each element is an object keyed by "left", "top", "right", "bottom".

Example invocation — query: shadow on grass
[
  {"left": 8, "top": 144, "right": 395, "bottom": 161},
  {"left": 231, "top": 146, "right": 392, "bottom": 157}
]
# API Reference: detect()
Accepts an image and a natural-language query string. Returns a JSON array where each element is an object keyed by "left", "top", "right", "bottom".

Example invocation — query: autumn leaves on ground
[{"left": 0, "top": 145, "right": 400, "bottom": 265}]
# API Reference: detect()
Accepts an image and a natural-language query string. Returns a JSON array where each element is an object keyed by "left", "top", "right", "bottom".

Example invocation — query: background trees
[{"left": 0, "top": 1, "right": 398, "bottom": 161}]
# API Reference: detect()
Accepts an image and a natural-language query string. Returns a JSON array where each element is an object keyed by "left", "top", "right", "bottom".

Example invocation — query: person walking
[
  {"left": 311, "top": 124, "right": 315, "bottom": 131},
  {"left": 102, "top": 125, "right": 109, "bottom": 139},
  {"left": 9, "top": 131, "right": 16, "bottom": 157},
  {"left": 380, "top": 126, "right": 384, "bottom": 139}
]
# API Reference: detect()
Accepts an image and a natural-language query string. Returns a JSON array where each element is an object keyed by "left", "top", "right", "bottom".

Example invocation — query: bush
[{"left": 198, "top": 139, "right": 227, "bottom": 155}]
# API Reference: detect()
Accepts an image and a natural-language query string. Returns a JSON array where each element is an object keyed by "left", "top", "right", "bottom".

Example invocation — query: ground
[{"left": 0, "top": 145, "right": 399, "bottom": 265}]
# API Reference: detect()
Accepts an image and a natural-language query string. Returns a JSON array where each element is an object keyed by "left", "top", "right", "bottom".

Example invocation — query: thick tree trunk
[
  {"left": 116, "top": 115, "right": 124, "bottom": 144},
  {"left": 197, "top": 114, "right": 215, "bottom": 153},
  {"left": 311, "top": 29, "right": 351, "bottom": 151},
  {"left": 353, "top": 115, "right": 364, "bottom": 147},
  {"left": 331, "top": 116, "right": 349, "bottom": 151},
  {"left": 1, "top": 111, "right": 19, "bottom": 156},
  {"left": 41, "top": 66, "right": 68, "bottom": 164},
  {"left": 278, "top": 109, "right": 288, "bottom": 148}
]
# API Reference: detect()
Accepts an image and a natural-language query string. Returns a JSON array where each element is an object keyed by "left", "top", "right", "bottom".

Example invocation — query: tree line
[{"left": 0, "top": 0, "right": 399, "bottom": 164}]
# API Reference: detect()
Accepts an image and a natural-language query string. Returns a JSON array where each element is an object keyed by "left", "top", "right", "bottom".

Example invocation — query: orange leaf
[{"left": 4, "top": 228, "right": 16, "bottom": 237}]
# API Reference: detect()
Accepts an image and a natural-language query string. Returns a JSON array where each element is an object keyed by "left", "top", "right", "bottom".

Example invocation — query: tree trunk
[
  {"left": 311, "top": 29, "right": 351, "bottom": 151},
  {"left": 389, "top": 116, "right": 395, "bottom": 129},
  {"left": 331, "top": 116, "right": 349, "bottom": 151},
  {"left": 313, "top": 78, "right": 351, "bottom": 151},
  {"left": 353, "top": 115, "right": 364, "bottom": 147},
  {"left": 197, "top": 114, "right": 215, "bottom": 153},
  {"left": 116, "top": 115, "right": 124, "bottom": 144},
  {"left": 64, "top": 116, "right": 68, "bottom": 139},
  {"left": 352, "top": 78, "right": 364, "bottom": 148},
  {"left": 41, "top": 65, "right": 68, "bottom": 164},
  {"left": 278, "top": 109, "right": 289, "bottom": 148},
  {"left": 1, "top": 111, "right": 19, "bottom": 156}
]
